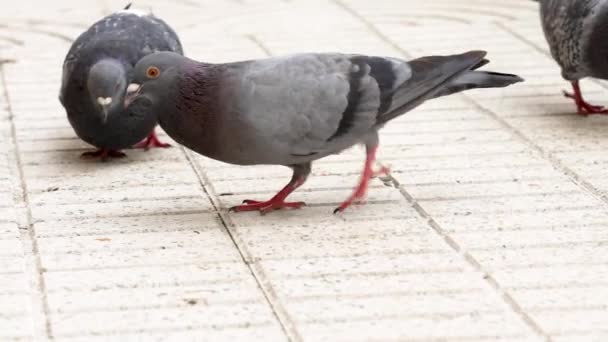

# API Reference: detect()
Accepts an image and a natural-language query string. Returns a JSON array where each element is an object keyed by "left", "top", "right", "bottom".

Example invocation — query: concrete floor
[{"left": 1, "top": 0, "right": 608, "bottom": 341}]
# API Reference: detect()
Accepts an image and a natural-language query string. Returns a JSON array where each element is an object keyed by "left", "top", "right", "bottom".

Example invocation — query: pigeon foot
[
  {"left": 80, "top": 149, "right": 126, "bottom": 162},
  {"left": 564, "top": 81, "right": 608, "bottom": 115},
  {"left": 229, "top": 172, "right": 307, "bottom": 215},
  {"left": 135, "top": 130, "right": 171, "bottom": 150},
  {"left": 230, "top": 199, "right": 306, "bottom": 215},
  {"left": 334, "top": 145, "right": 387, "bottom": 214}
]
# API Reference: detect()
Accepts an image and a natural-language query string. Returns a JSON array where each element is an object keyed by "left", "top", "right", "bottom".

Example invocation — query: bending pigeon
[
  {"left": 537, "top": 0, "right": 608, "bottom": 114},
  {"left": 59, "top": 3, "right": 183, "bottom": 160},
  {"left": 124, "top": 50, "right": 523, "bottom": 214}
]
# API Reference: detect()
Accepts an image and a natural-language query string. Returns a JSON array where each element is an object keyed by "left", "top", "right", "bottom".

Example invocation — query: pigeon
[
  {"left": 537, "top": 0, "right": 608, "bottom": 115},
  {"left": 59, "top": 3, "right": 183, "bottom": 160},
  {"left": 124, "top": 50, "right": 523, "bottom": 214}
]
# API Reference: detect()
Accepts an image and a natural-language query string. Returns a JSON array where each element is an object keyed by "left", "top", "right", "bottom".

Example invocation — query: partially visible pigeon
[
  {"left": 59, "top": 3, "right": 183, "bottom": 160},
  {"left": 124, "top": 50, "right": 523, "bottom": 214},
  {"left": 537, "top": 0, "right": 608, "bottom": 115}
]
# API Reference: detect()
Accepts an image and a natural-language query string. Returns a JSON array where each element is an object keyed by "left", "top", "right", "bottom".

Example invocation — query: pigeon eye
[{"left": 146, "top": 66, "right": 160, "bottom": 79}]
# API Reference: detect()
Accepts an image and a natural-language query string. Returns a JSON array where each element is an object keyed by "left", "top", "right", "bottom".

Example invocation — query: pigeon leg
[
  {"left": 81, "top": 149, "right": 126, "bottom": 162},
  {"left": 230, "top": 163, "right": 311, "bottom": 215},
  {"left": 563, "top": 81, "right": 608, "bottom": 115},
  {"left": 334, "top": 144, "right": 384, "bottom": 214},
  {"left": 134, "top": 129, "right": 171, "bottom": 150}
]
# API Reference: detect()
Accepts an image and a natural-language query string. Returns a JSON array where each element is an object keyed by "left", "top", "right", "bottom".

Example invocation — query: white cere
[
  {"left": 97, "top": 97, "right": 112, "bottom": 106},
  {"left": 126, "top": 83, "right": 141, "bottom": 94}
]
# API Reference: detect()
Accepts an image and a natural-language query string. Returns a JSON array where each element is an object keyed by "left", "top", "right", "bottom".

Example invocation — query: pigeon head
[
  {"left": 124, "top": 51, "right": 184, "bottom": 108},
  {"left": 87, "top": 59, "right": 127, "bottom": 123}
]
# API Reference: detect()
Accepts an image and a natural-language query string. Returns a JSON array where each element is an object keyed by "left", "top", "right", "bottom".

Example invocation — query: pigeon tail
[
  {"left": 375, "top": 51, "right": 523, "bottom": 125},
  {"left": 376, "top": 50, "right": 489, "bottom": 124},
  {"left": 436, "top": 71, "right": 524, "bottom": 98}
]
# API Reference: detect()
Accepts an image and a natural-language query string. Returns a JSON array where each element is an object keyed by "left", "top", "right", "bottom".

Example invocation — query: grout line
[
  {"left": 244, "top": 34, "right": 272, "bottom": 55},
  {"left": 331, "top": 1, "right": 552, "bottom": 341},
  {"left": 181, "top": 147, "right": 302, "bottom": 342},
  {"left": 1, "top": 64, "right": 53, "bottom": 339},
  {"left": 331, "top": 0, "right": 414, "bottom": 59},
  {"left": 492, "top": 21, "right": 553, "bottom": 62}
]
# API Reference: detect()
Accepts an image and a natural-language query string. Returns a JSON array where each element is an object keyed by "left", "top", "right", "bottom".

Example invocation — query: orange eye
[{"left": 146, "top": 66, "right": 160, "bottom": 79}]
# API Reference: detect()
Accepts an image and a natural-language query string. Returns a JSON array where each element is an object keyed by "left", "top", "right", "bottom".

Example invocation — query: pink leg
[
  {"left": 334, "top": 145, "right": 387, "bottom": 214},
  {"left": 134, "top": 130, "right": 171, "bottom": 150},
  {"left": 563, "top": 81, "right": 608, "bottom": 115}
]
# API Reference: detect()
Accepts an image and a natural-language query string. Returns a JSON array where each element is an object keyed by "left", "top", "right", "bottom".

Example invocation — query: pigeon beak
[
  {"left": 124, "top": 83, "right": 141, "bottom": 108},
  {"left": 101, "top": 106, "right": 109, "bottom": 124}
]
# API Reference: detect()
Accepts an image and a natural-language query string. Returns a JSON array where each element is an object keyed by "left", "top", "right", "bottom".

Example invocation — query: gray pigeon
[
  {"left": 124, "top": 50, "right": 523, "bottom": 214},
  {"left": 59, "top": 4, "right": 183, "bottom": 160},
  {"left": 537, "top": 0, "right": 608, "bottom": 114}
]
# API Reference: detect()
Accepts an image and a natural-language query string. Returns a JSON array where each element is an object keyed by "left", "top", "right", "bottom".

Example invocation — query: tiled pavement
[{"left": 1, "top": 0, "right": 608, "bottom": 341}]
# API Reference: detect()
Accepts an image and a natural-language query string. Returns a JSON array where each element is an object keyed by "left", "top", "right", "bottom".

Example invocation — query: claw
[
  {"left": 80, "top": 149, "right": 126, "bottom": 162},
  {"left": 231, "top": 200, "right": 306, "bottom": 215},
  {"left": 242, "top": 199, "right": 262, "bottom": 204}
]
